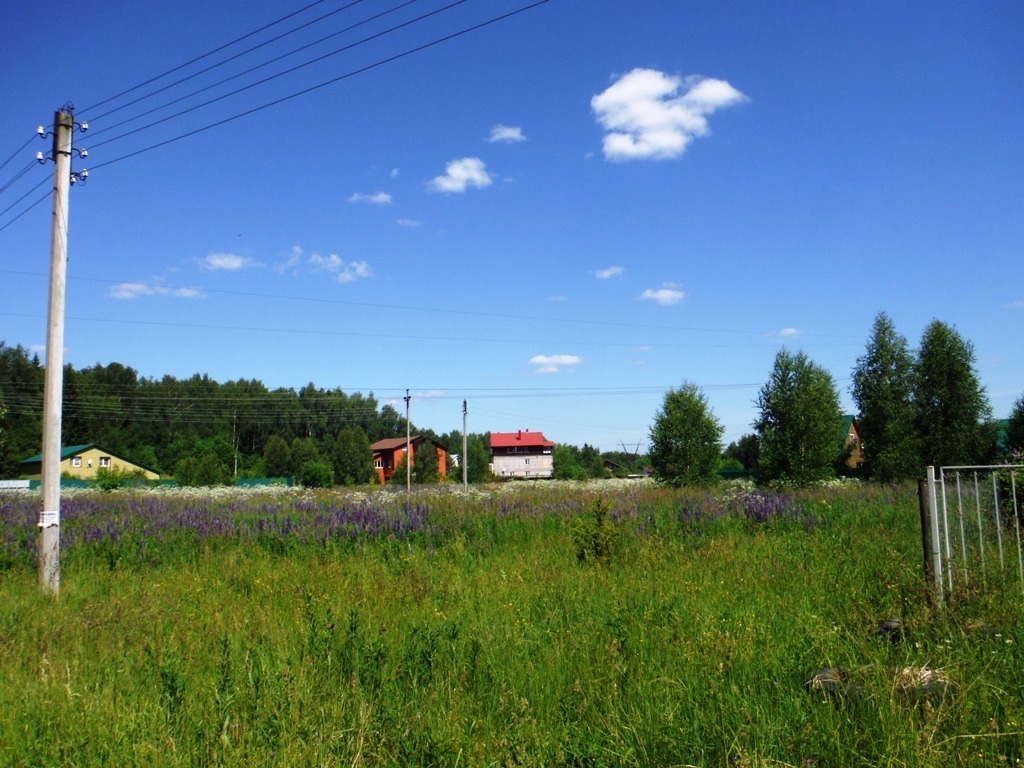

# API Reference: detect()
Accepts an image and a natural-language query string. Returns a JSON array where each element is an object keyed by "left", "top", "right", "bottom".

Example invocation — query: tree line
[
  {"left": 0, "top": 343, "right": 503, "bottom": 485},
  {"left": 0, "top": 342, "right": 647, "bottom": 487},
  {"left": 650, "top": 314, "right": 1024, "bottom": 487}
]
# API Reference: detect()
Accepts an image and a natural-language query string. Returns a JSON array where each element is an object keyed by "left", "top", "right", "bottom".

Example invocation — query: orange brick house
[{"left": 370, "top": 436, "right": 448, "bottom": 484}]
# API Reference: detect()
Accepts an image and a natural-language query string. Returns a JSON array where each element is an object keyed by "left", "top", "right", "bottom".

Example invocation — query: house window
[
  {"left": 525, "top": 458, "right": 530, "bottom": 465},
  {"left": 70, "top": 457, "right": 82, "bottom": 468},
  {"left": 374, "top": 458, "right": 383, "bottom": 469},
  {"left": 99, "top": 457, "right": 111, "bottom": 468}
]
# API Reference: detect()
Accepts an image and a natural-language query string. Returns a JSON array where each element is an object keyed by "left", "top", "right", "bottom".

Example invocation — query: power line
[
  {"left": 0, "top": 187, "right": 50, "bottom": 234},
  {"left": 0, "top": 310, "right": 860, "bottom": 351},
  {"left": 87, "top": 0, "right": 552, "bottom": 171},
  {"left": 79, "top": 0, "right": 332, "bottom": 114},
  {"left": 0, "top": 270, "right": 863, "bottom": 339},
  {"left": 0, "top": 160, "right": 40, "bottom": 196},
  {"left": 0, "top": 134, "right": 39, "bottom": 173},
  {"left": 86, "top": 0, "right": 380, "bottom": 127},
  {"left": 87, "top": 0, "right": 472, "bottom": 153}
]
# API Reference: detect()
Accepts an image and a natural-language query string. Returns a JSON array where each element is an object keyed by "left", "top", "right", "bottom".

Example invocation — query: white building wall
[{"left": 490, "top": 454, "right": 553, "bottom": 478}]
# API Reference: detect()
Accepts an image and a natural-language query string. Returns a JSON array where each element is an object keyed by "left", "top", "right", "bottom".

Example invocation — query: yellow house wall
[{"left": 22, "top": 447, "right": 159, "bottom": 480}]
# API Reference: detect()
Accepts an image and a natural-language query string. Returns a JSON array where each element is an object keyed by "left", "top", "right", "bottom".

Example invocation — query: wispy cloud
[
  {"left": 275, "top": 245, "right": 304, "bottom": 275},
  {"left": 639, "top": 284, "right": 685, "bottom": 305},
  {"left": 309, "top": 253, "right": 372, "bottom": 284},
  {"left": 592, "top": 68, "right": 746, "bottom": 161},
  {"left": 548, "top": 295, "right": 569, "bottom": 303},
  {"left": 530, "top": 354, "right": 583, "bottom": 374},
  {"left": 276, "top": 246, "right": 371, "bottom": 283},
  {"left": 109, "top": 281, "right": 205, "bottom": 300},
  {"left": 1005, "top": 300, "right": 1024, "bottom": 309},
  {"left": 347, "top": 191, "right": 393, "bottom": 204},
  {"left": 397, "top": 218, "right": 421, "bottom": 227},
  {"left": 197, "top": 252, "right": 258, "bottom": 271},
  {"left": 487, "top": 124, "right": 526, "bottom": 143},
  {"left": 777, "top": 327, "right": 804, "bottom": 337},
  {"left": 429, "top": 157, "right": 493, "bottom": 193},
  {"left": 595, "top": 265, "right": 624, "bottom": 279}
]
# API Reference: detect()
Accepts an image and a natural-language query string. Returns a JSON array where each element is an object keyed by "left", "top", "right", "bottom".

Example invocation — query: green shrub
[
  {"left": 571, "top": 498, "right": 619, "bottom": 563},
  {"left": 300, "top": 460, "right": 334, "bottom": 488},
  {"left": 90, "top": 465, "right": 141, "bottom": 492}
]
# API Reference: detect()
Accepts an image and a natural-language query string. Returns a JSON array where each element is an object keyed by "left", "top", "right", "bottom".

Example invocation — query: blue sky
[{"left": 1, "top": 0, "right": 1021, "bottom": 451}]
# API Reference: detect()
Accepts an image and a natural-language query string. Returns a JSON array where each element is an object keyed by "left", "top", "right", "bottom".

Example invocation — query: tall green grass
[{"left": 1, "top": 482, "right": 1021, "bottom": 766}]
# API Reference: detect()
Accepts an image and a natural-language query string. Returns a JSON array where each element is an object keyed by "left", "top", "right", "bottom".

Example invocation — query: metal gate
[{"left": 925, "top": 464, "right": 1024, "bottom": 603}]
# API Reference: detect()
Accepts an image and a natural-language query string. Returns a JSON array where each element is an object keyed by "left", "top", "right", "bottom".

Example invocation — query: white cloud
[
  {"left": 198, "top": 252, "right": 257, "bottom": 271},
  {"left": 275, "top": 245, "right": 304, "bottom": 275},
  {"left": 416, "top": 390, "right": 447, "bottom": 400},
  {"left": 777, "top": 327, "right": 804, "bottom": 338},
  {"left": 109, "top": 282, "right": 204, "bottom": 300},
  {"left": 592, "top": 68, "right": 746, "bottom": 161},
  {"left": 487, "top": 124, "right": 526, "bottom": 143},
  {"left": 595, "top": 265, "right": 624, "bottom": 279},
  {"left": 390, "top": 168, "right": 400, "bottom": 178},
  {"left": 1005, "top": 300, "right": 1024, "bottom": 309},
  {"left": 639, "top": 284, "right": 685, "bottom": 305},
  {"left": 429, "top": 157, "right": 493, "bottom": 193},
  {"left": 309, "top": 252, "right": 371, "bottom": 284},
  {"left": 548, "top": 295, "right": 569, "bottom": 303},
  {"left": 348, "top": 191, "right": 393, "bottom": 204},
  {"left": 530, "top": 354, "right": 583, "bottom": 374},
  {"left": 397, "top": 218, "right": 421, "bottom": 227}
]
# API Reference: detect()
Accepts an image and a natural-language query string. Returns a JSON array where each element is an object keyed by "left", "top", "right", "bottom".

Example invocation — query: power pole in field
[
  {"left": 38, "top": 106, "right": 87, "bottom": 595},
  {"left": 404, "top": 389, "right": 411, "bottom": 497},
  {"left": 462, "top": 399, "right": 468, "bottom": 489}
]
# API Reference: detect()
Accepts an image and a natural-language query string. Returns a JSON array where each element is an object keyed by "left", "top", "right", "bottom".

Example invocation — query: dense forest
[
  {"left": 0, "top": 342, "right": 448, "bottom": 482},
  {"left": 0, "top": 342, "right": 647, "bottom": 484}
]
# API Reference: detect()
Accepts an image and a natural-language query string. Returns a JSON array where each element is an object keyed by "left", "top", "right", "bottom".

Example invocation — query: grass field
[{"left": 1, "top": 481, "right": 1022, "bottom": 767}]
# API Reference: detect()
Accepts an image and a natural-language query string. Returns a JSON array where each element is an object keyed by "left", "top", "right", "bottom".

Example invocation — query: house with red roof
[
  {"left": 489, "top": 429, "right": 555, "bottom": 478},
  {"left": 370, "top": 436, "right": 448, "bottom": 484}
]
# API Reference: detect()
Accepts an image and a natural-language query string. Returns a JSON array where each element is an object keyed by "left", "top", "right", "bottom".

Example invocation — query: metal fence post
[{"left": 926, "top": 466, "right": 944, "bottom": 603}]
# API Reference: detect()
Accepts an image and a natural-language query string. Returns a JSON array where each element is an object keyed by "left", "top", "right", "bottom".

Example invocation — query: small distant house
[
  {"left": 840, "top": 416, "right": 864, "bottom": 469},
  {"left": 370, "top": 436, "right": 448, "bottom": 484},
  {"left": 489, "top": 429, "right": 555, "bottom": 478},
  {"left": 602, "top": 458, "right": 624, "bottom": 476},
  {"left": 18, "top": 443, "right": 160, "bottom": 481}
]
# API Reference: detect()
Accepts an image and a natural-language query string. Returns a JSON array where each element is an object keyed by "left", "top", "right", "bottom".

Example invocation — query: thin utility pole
[
  {"left": 404, "top": 389, "right": 411, "bottom": 497},
  {"left": 462, "top": 399, "right": 468, "bottom": 489},
  {"left": 39, "top": 108, "right": 74, "bottom": 595}
]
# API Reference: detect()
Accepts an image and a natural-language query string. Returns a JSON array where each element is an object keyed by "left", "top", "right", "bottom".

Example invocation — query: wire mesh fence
[{"left": 926, "top": 465, "right": 1024, "bottom": 602}]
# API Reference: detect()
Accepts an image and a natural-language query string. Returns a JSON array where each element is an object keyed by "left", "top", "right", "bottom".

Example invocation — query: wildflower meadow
[{"left": 1, "top": 481, "right": 1022, "bottom": 766}]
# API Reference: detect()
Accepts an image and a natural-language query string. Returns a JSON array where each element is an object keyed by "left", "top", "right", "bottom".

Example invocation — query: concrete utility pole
[
  {"left": 39, "top": 108, "right": 75, "bottom": 595},
  {"left": 462, "top": 399, "right": 468, "bottom": 489},
  {"left": 404, "top": 389, "right": 411, "bottom": 497}
]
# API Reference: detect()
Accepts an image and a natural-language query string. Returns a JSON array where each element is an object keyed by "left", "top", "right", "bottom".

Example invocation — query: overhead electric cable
[
  {"left": 88, "top": 0, "right": 472, "bottom": 152},
  {"left": 0, "top": 269, "right": 864, "bottom": 339},
  {"left": 0, "top": 134, "right": 38, "bottom": 173},
  {"left": 0, "top": 311, "right": 861, "bottom": 351},
  {"left": 87, "top": 0, "right": 551, "bottom": 170},
  {"left": 78, "top": 0, "right": 331, "bottom": 114},
  {"left": 0, "top": 186, "right": 50, "bottom": 234},
  {"left": 0, "top": 161, "right": 39, "bottom": 195},
  {"left": 86, "top": 0, "right": 371, "bottom": 125}
]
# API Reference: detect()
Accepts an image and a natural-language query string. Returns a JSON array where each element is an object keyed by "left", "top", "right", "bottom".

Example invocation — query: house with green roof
[
  {"left": 839, "top": 415, "right": 864, "bottom": 470},
  {"left": 18, "top": 444, "right": 160, "bottom": 481}
]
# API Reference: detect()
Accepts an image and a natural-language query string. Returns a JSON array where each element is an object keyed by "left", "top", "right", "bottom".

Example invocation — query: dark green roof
[
  {"left": 19, "top": 444, "right": 95, "bottom": 464},
  {"left": 839, "top": 414, "right": 857, "bottom": 442},
  {"left": 19, "top": 444, "right": 159, "bottom": 475}
]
